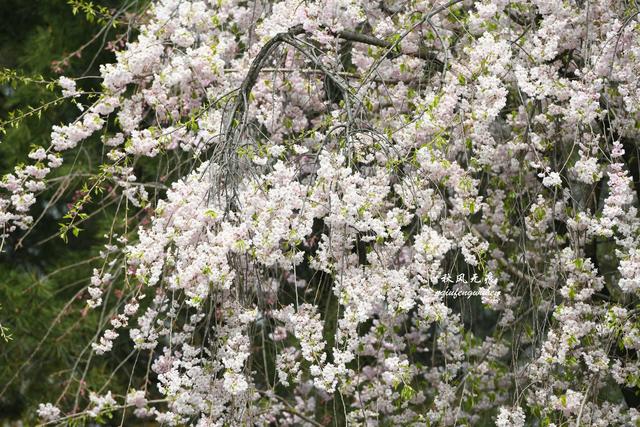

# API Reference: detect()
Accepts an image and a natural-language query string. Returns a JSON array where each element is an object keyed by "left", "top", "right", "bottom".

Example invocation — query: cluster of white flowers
[
  {"left": 7, "top": 0, "right": 640, "bottom": 425},
  {"left": 496, "top": 406, "right": 526, "bottom": 427},
  {"left": 87, "top": 391, "right": 117, "bottom": 418},
  {"left": 58, "top": 76, "right": 79, "bottom": 98},
  {"left": 37, "top": 403, "right": 61, "bottom": 422}
]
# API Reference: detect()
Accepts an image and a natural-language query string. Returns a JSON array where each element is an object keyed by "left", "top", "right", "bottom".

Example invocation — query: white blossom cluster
[{"left": 3, "top": 0, "right": 638, "bottom": 425}]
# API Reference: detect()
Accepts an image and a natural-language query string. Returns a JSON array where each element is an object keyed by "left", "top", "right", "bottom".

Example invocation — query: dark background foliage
[{"left": 0, "top": 1, "right": 140, "bottom": 423}]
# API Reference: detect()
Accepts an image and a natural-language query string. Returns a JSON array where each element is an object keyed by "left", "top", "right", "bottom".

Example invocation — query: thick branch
[{"left": 337, "top": 29, "right": 443, "bottom": 66}]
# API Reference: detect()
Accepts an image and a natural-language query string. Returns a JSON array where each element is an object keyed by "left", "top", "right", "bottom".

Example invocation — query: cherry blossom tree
[{"left": 2, "top": 0, "right": 640, "bottom": 425}]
